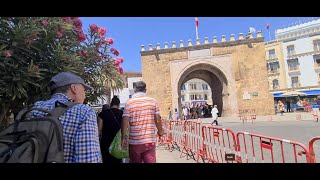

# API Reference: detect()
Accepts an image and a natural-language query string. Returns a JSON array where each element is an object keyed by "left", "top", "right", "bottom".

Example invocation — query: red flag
[
  {"left": 266, "top": 23, "right": 270, "bottom": 30},
  {"left": 195, "top": 17, "right": 199, "bottom": 28}
]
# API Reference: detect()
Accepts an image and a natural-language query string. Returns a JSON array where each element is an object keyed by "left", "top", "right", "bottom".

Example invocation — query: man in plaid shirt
[{"left": 32, "top": 72, "right": 102, "bottom": 163}]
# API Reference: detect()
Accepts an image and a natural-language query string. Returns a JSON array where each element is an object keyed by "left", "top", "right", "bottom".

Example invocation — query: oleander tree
[{"left": 0, "top": 17, "right": 125, "bottom": 126}]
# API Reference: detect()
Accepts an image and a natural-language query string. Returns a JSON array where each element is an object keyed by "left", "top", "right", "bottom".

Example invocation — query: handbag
[{"left": 108, "top": 109, "right": 129, "bottom": 159}]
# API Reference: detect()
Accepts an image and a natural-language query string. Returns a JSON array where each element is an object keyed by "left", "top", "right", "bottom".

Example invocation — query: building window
[
  {"left": 204, "top": 94, "right": 208, "bottom": 100},
  {"left": 272, "top": 79, "right": 279, "bottom": 90},
  {"left": 267, "top": 62, "right": 280, "bottom": 72},
  {"left": 190, "top": 84, "right": 197, "bottom": 90},
  {"left": 287, "top": 45, "right": 295, "bottom": 56},
  {"left": 314, "top": 55, "right": 320, "bottom": 68},
  {"left": 198, "top": 95, "right": 202, "bottom": 100},
  {"left": 202, "top": 84, "right": 208, "bottom": 90},
  {"left": 314, "top": 39, "right": 320, "bottom": 51},
  {"left": 181, "top": 95, "right": 185, "bottom": 102},
  {"left": 181, "top": 84, "right": 186, "bottom": 91},
  {"left": 190, "top": 95, "right": 195, "bottom": 100},
  {"left": 287, "top": 58, "right": 299, "bottom": 71},
  {"left": 291, "top": 76, "right": 300, "bottom": 88},
  {"left": 133, "top": 82, "right": 136, "bottom": 88},
  {"left": 129, "top": 95, "right": 132, "bottom": 98},
  {"left": 268, "top": 49, "right": 276, "bottom": 59}
]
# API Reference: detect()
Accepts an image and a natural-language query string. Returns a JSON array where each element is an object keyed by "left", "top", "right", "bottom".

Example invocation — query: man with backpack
[{"left": 0, "top": 72, "right": 102, "bottom": 163}]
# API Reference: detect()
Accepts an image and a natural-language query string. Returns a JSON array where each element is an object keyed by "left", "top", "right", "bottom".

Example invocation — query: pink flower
[
  {"left": 73, "top": 18, "right": 82, "bottom": 28},
  {"left": 90, "top": 24, "right": 99, "bottom": 33},
  {"left": 110, "top": 48, "right": 119, "bottom": 56},
  {"left": 42, "top": 19, "right": 49, "bottom": 27},
  {"left": 62, "top": 17, "right": 71, "bottom": 22},
  {"left": 3, "top": 50, "right": 12, "bottom": 57},
  {"left": 116, "top": 57, "right": 124, "bottom": 63},
  {"left": 107, "top": 38, "right": 114, "bottom": 45},
  {"left": 118, "top": 65, "right": 124, "bottom": 74},
  {"left": 56, "top": 31, "right": 63, "bottom": 38},
  {"left": 77, "top": 32, "right": 86, "bottom": 42},
  {"left": 98, "top": 27, "right": 107, "bottom": 38},
  {"left": 113, "top": 58, "right": 120, "bottom": 66}
]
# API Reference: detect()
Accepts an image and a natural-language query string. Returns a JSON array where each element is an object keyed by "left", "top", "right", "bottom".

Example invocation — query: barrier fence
[
  {"left": 236, "top": 132, "right": 310, "bottom": 163},
  {"left": 238, "top": 109, "right": 256, "bottom": 124},
  {"left": 202, "top": 126, "right": 239, "bottom": 163},
  {"left": 309, "top": 137, "right": 320, "bottom": 163},
  {"left": 158, "top": 119, "right": 318, "bottom": 163}
]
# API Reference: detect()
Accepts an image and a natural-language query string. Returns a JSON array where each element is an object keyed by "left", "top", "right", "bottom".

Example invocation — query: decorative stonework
[{"left": 141, "top": 33, "right": 274, "bottom": 117}]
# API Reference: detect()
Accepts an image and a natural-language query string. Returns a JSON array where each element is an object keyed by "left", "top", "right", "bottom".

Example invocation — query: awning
[
  {"left": 299, "top": 90, "right": 320, "bottom": 96},
  {"left": 272, "top": 92, "right": 284, "bottom": 98},
  {"left": 272, "top": 89, "right": 320, "bottom": 97}
]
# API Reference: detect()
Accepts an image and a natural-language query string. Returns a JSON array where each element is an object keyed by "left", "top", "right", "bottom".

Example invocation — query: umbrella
[{"left": 280, "top": 90, "right": 307, "bottom": 97}]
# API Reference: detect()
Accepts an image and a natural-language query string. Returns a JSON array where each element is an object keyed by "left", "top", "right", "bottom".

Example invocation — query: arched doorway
[{"left": 177, "top": 63, "right": 228, "bottom": 117}]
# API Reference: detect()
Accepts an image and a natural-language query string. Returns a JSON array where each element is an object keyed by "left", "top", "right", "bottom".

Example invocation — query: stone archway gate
[{"left": 141, "top": 32, "right": 274, "bottom": 117}]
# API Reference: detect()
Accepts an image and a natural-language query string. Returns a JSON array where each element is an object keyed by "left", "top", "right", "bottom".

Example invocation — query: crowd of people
[
  {"left": 169, "top": 104, "right": 214, "bottom": 120},
  {"left": 276, "top": 97, "right": 318, "bottom": 115},
  {"left": 168, "top": 104, "right": 220, "bottom": 126}
]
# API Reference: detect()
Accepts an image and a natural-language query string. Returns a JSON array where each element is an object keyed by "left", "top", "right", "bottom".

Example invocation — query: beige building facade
[
  {"left": 265, "top": 41, "right": 288, "bottom": 91},
  {"left": 141, "top": 32, "right": 274, "bottom": 118}
]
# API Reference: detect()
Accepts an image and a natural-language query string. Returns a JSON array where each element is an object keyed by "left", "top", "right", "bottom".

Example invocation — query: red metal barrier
[
  {"left": 183, "top": 121, "right": 205, "bottom": 162},
  {"left": 236, "top": 132, "right": 310, "bottom": 163},
  {"left": 238, "top": 109, "right": 256, "bottom": 124},
  {"left": 309, "top": 136, "right": 320, "bottom": 163},
  {"left": 202, "top": 126, "right": 240, "bottom": 163},
  {"left": 169, "top": 120, "right": 186, "bottom": 152}
]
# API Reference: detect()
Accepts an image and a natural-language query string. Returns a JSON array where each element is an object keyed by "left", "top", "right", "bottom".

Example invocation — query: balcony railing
[
  {"left": 267, "top": 55, "right": 278, "bottom": 61},
  {"left": 292, "top": 83, "right": 301, "bottom": 88},
  {"left": 288, "top": 66, "right": 300, "bottom": 71},
  {"left": 288, "top": 51, "right": 296, "bottom": 57},
  {"left": 268, "top": 69, "right": 280, "bottom": 74}
]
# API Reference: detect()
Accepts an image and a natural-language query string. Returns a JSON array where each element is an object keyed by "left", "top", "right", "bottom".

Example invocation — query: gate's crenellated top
[{"left": 141, "top": 31, "right": 263, "bottom": 52}]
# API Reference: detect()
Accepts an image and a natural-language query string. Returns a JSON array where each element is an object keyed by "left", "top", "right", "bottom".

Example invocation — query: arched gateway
[{"left": 141, "top": 32, "right": 274, "bottom": 117}]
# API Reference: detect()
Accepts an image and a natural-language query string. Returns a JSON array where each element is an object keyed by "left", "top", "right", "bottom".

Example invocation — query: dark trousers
[{"left": 287, "top": 106, "right": 291, "bottom": 112}]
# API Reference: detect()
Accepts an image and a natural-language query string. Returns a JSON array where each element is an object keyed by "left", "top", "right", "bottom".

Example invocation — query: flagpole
[
  {"left": 196, "top": 25, "right": 199, "bottom": 39},
  {"left": 195, "top": 17, "right": 199, "bottom": 39},
  {"left": 268, "top": 29, "right": 271, "bottom": 41}
]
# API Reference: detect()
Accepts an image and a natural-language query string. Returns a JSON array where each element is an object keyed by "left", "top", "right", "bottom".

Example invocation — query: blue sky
[{"left": 81, "top": 17, "right": 319, "bottom": 72}]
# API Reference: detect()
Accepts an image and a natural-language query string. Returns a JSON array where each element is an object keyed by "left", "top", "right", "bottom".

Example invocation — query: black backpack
[{"left": 0, "top": 101, "right": 77, "bottom": 163}]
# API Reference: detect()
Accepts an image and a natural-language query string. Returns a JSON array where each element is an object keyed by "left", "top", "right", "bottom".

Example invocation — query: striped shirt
[
  {"left": 123, "top": 92, "right": 160, "bottom": 145},
  {"left": 32, "top": 93, "right": 102, "bottom": 163}
]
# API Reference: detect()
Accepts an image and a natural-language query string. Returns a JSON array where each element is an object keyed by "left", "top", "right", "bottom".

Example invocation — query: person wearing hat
[{"left": 31, "top": 72, "right": 102, "bottom": 163}]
